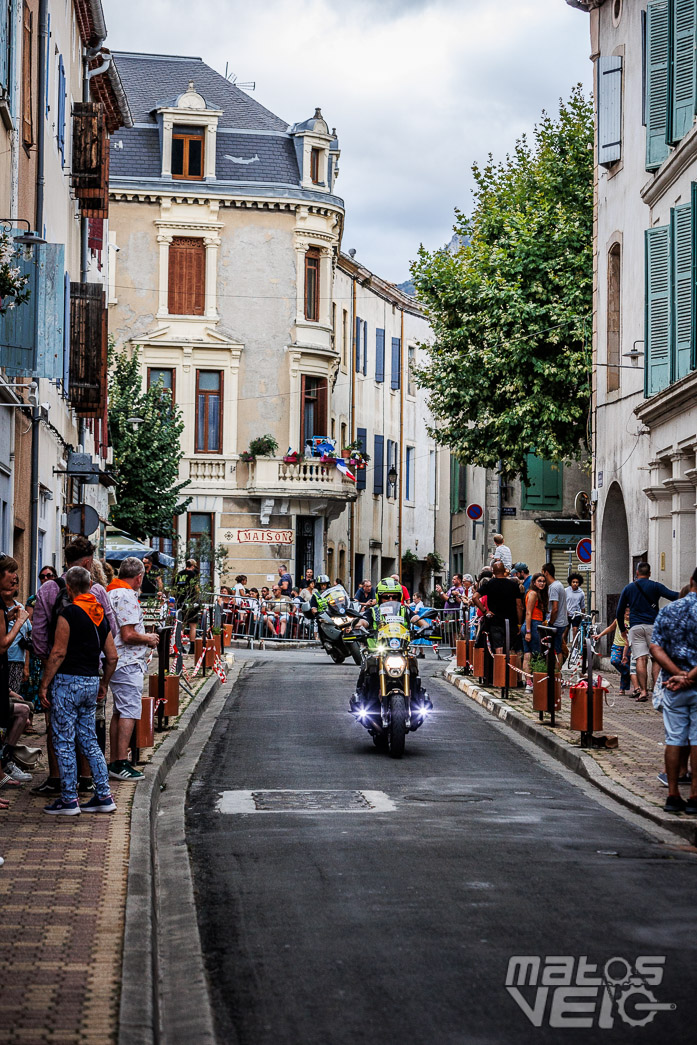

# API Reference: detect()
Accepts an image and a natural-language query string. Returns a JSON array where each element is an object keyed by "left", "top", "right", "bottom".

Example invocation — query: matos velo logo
[{"left": 505, "top": 955, "right": 675, "bottom": 1029}]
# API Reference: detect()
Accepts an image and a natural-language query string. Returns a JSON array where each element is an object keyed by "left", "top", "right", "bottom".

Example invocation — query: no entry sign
[
  {"left": 466, "top": 503, "right": 483, "bottom": 521},
  {"left": 576, "top": 538, "right": 592, "bottom": 564}
]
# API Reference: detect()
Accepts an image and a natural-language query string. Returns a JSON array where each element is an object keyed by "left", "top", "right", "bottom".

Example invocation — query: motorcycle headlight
[{"left": 384, "top": 654, "right": 406, "bottom": 677}]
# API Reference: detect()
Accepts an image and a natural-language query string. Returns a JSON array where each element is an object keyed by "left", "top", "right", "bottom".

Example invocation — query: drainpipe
[
  {"left": 28, "top": 384, "right": 40, "bottom": 593},
  {"left": 348, "top": 272, "right": 357, "bottom": 593},
  {"left": 397, "top": 307, "right": 404, "bottom": 581}
]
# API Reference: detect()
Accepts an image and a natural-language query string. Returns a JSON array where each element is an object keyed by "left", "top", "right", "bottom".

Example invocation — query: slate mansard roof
[{"left": 109, "top": 52, "right": 340, "bottom": 200}]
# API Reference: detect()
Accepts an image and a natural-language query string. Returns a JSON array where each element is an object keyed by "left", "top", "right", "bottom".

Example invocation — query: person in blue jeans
[{"left": 38, "top": 566, "right": 119, "bottom": 815}]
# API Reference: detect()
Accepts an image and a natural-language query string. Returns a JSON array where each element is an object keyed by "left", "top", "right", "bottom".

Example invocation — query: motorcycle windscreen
[{"left": 324, "top": 584, "right": 350, "bottom": 615}]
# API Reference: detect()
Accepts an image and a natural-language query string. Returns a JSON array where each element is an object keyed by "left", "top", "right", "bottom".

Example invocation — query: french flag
[{"left": 335, "top": 458, "right": 356, "bottom": 482}]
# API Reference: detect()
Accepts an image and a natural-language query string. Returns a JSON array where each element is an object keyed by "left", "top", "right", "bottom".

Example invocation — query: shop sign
[{"left": 218, "top": 528, "right": 294, "bottom": 545}]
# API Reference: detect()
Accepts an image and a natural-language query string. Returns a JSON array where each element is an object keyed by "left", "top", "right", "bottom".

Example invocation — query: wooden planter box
[
  {"left": 211, "top": 633, "right": 222, "bottom": 653},
  {"left": 493, "top": 653, "right": 507, "bottom": 687},
  {"left": 456, "top": 639, "right": 469, "bottom": 667},
  {"left": 532, "top": 673, "right": 561, "bottom": 711},
  {"left": 135, "top": 696, "right": 155, "bottom": 748},
  {"left": 194, "top": 637, "right": 203, "bottom": 663},
  {"left": 205, "top": 641, "right": 216, "bottom": 667},
  {"left": 570, "top": 686, "right": 604, "bottom": 731},
  {"left": 507, "top": 653, "right": 524, "bottom": 688},
  {"left": 473, "top": 645, "right": 486, "bottom": 678},
  {"left": 223, "top": 624, "right": 233, "bottom": 647},
  {"left": 149, "top": 674, "right": 180, "bottom": 717}
]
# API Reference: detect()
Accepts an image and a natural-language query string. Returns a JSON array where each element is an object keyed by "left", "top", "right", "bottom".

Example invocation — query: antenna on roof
[{"left": 224, "top": 61, "right": 255, "bottom": 90}]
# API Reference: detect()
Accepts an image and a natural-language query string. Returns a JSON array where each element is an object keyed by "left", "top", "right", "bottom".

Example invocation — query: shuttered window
[
  {"left": 669, "top": 0, "right": 696, "bottom": 143},
  {"left": 304, "top": 249, "right": 320, "bottom": 322},
  {"left": 375, "top": 328, "right": 385, "bottom": 382},
  {"left": 356, "top": 427, "right": 367, "bottom": 491},
  {"left": 168, "top": 237, "right": 205, "bottom": 315},
  {"left": 645, "top": 225, "right": 672, "bottom": 395},
  {"left": 362, "top": 320, "right": 367, "bottom": 376},
  {"left": 646, "top": 0, "right": 671, "bottom": 169},
  {"left": 598, "top": 56, "right": 622, "bottom": 167},
  {"left": 195, "top": 370, "right": 222, "bottom": 453},
  {"left": 300, "top": 375, "right": 327, "bottom": 448},
  {"left": 522, "top": 455, "right": 562, "bottom": 511},
  {"left": 373, "top": 435, "right": 384, "bottom": 495},
  {"left": 0, "top": 0, "right": 11, "bottom": 94},
  {"left": 390, "top": 337, "right": 401, "bottom": 391},
  {"left": 22, "top": 2, "right": 33, "bottom": 147},
  {"left": 405, "top": 447, "right": 415, "bottom": 501},
  {"left": 57, "top": 55, "right": 66, "bottom": 166},
  {"left": 671, "top": 203, "right": 693, "bottom": 380},
  {"left": 355, "top": 315, "right": 361, "bottom": 372}
]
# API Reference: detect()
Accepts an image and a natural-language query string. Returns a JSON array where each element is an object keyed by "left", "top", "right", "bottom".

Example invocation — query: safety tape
[
  {"left": 213, "top": 653, "right": 227, "bottom": 683},
  {"left": 188, "top": 649, "right": 206, "bottom": 679}
]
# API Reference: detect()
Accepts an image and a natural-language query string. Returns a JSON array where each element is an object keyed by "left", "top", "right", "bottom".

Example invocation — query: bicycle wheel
[{"left": 566, "top": 631, "right": 582, "bottom": 672}]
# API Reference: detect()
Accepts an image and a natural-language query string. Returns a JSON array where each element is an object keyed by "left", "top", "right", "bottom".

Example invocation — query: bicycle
[{"left": 565, "top": 610, "right": 601, "bottom": 675}]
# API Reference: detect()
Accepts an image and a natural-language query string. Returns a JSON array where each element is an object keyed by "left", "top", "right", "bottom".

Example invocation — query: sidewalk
[
  {"left": 443, "top": 658, "right": 697, "bottom": 846},
  {"left": 0, "top": 656, "right": 214, "bottom": 1045}
]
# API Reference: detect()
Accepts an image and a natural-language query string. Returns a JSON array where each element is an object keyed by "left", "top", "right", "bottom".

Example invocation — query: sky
[{"left": 104, "top": 0, "right": 592, "bottom": 283}]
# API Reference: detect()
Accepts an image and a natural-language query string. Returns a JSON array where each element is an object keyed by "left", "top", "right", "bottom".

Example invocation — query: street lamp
[
  {"left": 0, "top": 218, "right": 46, "bottom": 259},
  {"left": 127, "top": 416, "right": 145, "bottom": 431},
  {"left": 387, "top": 463, "right": 398, "bottom": 497}
]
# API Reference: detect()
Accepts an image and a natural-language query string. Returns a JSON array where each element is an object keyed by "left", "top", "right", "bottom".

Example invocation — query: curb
[
  {"left": 443, "top": 666, "right": 697, "bottom": 846},
  {"left": 118, "top": 665, "right": 244, "bottom": 1045}
]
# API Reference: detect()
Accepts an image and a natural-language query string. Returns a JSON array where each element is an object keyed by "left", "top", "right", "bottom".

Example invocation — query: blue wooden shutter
[
  {"left": 386, "top": 439, "right": 394, "bottom": 497},
  {"left": 0, "top": 0, "right": 9, "bottom": 93},
  {"left": 57, "top": 55, "right": 66, "bottom": 166},
  {"left": 645, "top": 224, "right": 672, "bottom": 395},
  {"left": 373, "top": 435, "right": 384, "bottom": 495},
  {"left": 390, "top": 337, "right": 401, "bottom": 390},
  {"left": 598, "top": 56, "right": 623, "bottom": 166},
  {"left": 362, "top": 320, "right": 367, "bottom": 376},
  {"left": 670, "top": 0, "right": 696, "bottom": 143},
  {"left": 355, "top": 315, "right": 361, "bottom": 372},
  {"left": 62, "top": 271, "right": 70, "bottom": 390},
  {"left": 356, "top": 427, "right": 367, "bottom": 491},
  {"left": 671, "top": 202, "right": 693, "bottom": 380},
  {"left": 0, "top": 234, "right": 37, "bottom": 373},
  {"left": 646, "top": 0, "right": 671, "bottom": 169},
  {"left": 375, "top": 328, "right": 385, "bottom": 382},
  {"left": 44, "top": 13, "right": 50, "bottom": 115},
  {"left": 35, "top": 242, "right": 65, "bottom": 380}
]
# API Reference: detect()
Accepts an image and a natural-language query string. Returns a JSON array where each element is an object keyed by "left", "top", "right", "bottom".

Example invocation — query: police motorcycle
[
  {"left": 303, "top": 577, "right": 363, "bottom": 665},
  {"left": 348, "top": 578, "right": 436, "bottom": 758}
]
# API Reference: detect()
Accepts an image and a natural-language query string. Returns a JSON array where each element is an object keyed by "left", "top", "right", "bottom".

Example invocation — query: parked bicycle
[{"left": 565, "top": 610, "right": 601, "bottom": 674}]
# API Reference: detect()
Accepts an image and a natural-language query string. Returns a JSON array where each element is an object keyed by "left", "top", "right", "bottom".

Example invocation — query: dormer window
[
  {"left": 310, "top": 147, "right": 321, "bottom": 184},
  {"left": 172, "top": 126, "right": 204, "bottom": 180}
]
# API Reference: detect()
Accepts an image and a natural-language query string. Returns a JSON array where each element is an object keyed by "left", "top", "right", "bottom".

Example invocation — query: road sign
[
  {"left": 576, "top": 538, "right": 592, "bottom": 564},
  {"left": 466, "top": 503, "right": 483, "bottom": 521},
  {"left": 578, "top": 564, "right": 592, "bottom": 572},
  {"left": 67, "top": 504, "right": 99, "bottom": 536}
]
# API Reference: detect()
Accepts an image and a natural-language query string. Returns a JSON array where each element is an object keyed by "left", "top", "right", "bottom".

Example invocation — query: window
[
  {"left": 22, "top": 2, "right": 33, "bottom": 148},
  {"left": 386, "top": 440, "right": 398, "bottom": 498},
  {"left": 391, "top": 337, "right": 401, "bottom": 391},
  {"left": 342, "top": 308, "right": 348, "bottom": 369},
  {"left": 172, "top": 126, "right": 204, "bottom": 180},
  {"left": 405, "top": 446, "right": 415, "bottom": 501},
  {"left": 355, "top": 316, "right": 361, "bottom": 372},
  {"left": 187, "top": 511, "right": 213, "bottom": 585},
  {"left": 645, "top": 197, "right": 694, "bottom": 397},
  {"left": 607, "top": 244, "right": 621, "bottom": 392},
  {"left": 373, "top": 435, "right": 384, "bottom": 495},
  {"left": 645, "top": 0, "right": 696, "bottom": 169},
  {"left": 147, "top": 367, "right": 175, "bottom": 400},
  {"left": 304, "top": 248, "right": 320, "bottom": 322},
  {"left": 356, "top": 427, "right": 367, "bottom": 491},
  {"left": 450, "top": 456, "right": 467, "bottom": 513},
  {"left": 340, "top": 422, "right": 347, "bottom": 452},
  {"left": 428, "top": 450, "right": 436, "bottom": 506},
  {"left": 598, "top": 55, "right": 622, "bottom": 167},
  {"left": 522, "top": 454, "right": 562, "bottom": 511},
  {"left": 57, "top": 55, "right": 66, "bottom": 166},
  {"left": 354, "top": 553, "right": 365, "bottom": 586},
  {"left": 407, "top": 345, "right": 416, "bottom": 396},
  {"left": 331, "top": 302, "right": 336, "bottom": 352},
  {"left": 300, "top": 375, "right": 327, "bottom": 448},
  {"left": 0, "top": 0, "right": 12, "bottom": 95},
  {"left": 310, "top": 146, "right": 321, "bottom": 184},
  {"left": 168, "top": 237, "right": 205, "bottom": 316},
  {"left": 362, "top": 321, "right": 367, "bottom": 375},
  {"left": 195, "top": 370, "right": 222, "bottom": 453},
  {"left": 375, "top": 328, "right": 385, "bottom": 383}
]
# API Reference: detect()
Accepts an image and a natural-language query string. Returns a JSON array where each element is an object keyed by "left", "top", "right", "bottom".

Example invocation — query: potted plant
[
  {"left": 211, "top": 625, "right": 222, "bottom": 653},
  {"left": 0, "top": 232, "right": 31, "bottom": 317},
  {"left": 402, "top": 548, "right": 419, "bottom": 567},
  {"left": 249, "top": 434, "right": 279, "bottom": 458},
  {"left": 425, "top": 551, "right": 445, "bottom": 571}
]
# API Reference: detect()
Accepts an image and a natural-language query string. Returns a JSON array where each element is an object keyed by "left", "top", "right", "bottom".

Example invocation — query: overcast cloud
[{"left": 104, "top": 0, "right": 592, "bottom": 282}]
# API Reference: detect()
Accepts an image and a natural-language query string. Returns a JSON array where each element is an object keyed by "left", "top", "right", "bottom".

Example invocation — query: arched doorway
[{"left": 600, "top": 482, "right": 630, "bottom": 645}]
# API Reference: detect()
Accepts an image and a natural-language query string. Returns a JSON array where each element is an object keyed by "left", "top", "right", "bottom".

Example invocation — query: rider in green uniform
[{"left": 309, "top": 575, "right": 331, "bottom": 616}]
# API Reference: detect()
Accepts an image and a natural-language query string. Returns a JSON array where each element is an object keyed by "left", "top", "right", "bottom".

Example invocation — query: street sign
[
  {"left": 67, "top": 504, "right": 99, "bottom": 536},
  {"left": 502, "top": 506, "right": 516, "bottom": 517},
  {"left": 466, "top": 503, "right": 483, "bottom": 521},
  {"left": 576, "top": 538, "right": 592, "bottom": 564},
  {"left": 578, "top": 564, "right": 592, "bottom": 572}
]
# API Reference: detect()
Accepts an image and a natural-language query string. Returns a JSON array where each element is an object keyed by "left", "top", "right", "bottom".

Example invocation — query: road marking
[{"left": 215, "top": 789, "right": 396, "bottom": 813}]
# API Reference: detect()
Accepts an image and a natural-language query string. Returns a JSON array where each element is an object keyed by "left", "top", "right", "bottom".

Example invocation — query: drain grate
[{"left": 216, "top": 789, "right": 396, "bottom": 814}]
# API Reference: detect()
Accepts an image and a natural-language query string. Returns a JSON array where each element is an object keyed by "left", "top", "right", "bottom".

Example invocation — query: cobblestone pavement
[{"left": 0, "top": 658, "right": 210, "bottom": 1045}]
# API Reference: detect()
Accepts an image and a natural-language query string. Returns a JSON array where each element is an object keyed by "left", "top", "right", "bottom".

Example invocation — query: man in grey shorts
[
  {"left": 616, "top": 562, "right": 679, "bottom": 701},
  {"left": 107, "top": 557, "right": 159, "bottom": 780}
]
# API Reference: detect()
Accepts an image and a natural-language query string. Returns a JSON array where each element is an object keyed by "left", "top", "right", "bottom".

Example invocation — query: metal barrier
[{"left": 199, "top": 593, "right": 317, "bottom": 645}]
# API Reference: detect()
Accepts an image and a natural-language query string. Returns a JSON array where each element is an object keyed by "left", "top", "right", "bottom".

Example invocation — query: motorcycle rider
[
  {"left": 352, "top": 578, "right": 417, "bottom": 707},
  {"left": 309, "top": 575, "right": 332, "bottom": 617}
]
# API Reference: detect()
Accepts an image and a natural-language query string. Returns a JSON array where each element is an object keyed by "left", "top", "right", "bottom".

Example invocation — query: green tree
[
  {"left": 108, "top": 345, "right": 191, "bottom": 538},
  {"left": 411, "top": 85, "right": 593, "bottom": 479}
]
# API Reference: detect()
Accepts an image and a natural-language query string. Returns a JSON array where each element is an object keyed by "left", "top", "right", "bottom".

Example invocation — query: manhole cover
[{"left": 216, "top": 789, "right": 396, "bottom": 813}]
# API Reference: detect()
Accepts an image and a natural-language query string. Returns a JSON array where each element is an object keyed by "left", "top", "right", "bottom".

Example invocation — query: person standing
[
  {"left": 472, "top": 560, "right": 524, "bottom": 654},
  {"left": 107, "top": 557, "right": 159, "bottom": 781},
  {"left": 515, "top": 563, "right": 531, "bottom": 593},
  {"left": 542, "top": 562, "right": 568, "bottom": 668},
  {"left": 354, "top": 579, "right": 376, "bottom": 607},
  {"left": 490, "top": 534, "right": 513, "bottom": 571},
  {"left": 140, "top": 556, "right": 163, "bottom": 596},
  {"left": 522, "top": 573, "right": 548, "bottom": 691},
  {"left": 565, "top": 572, "right": 587, "bottom": 643},
  {"left": 649, "top": 568, "right": 697, "bottom": 814},
  {"left": 277, "top": 564, "right": 293, "bottom": 595},
  {"left": 38, "top": 566, "right": 118, "bottom": 815},
  {"left": 616, "top": 562, "right": 679, "bottom": 701}
]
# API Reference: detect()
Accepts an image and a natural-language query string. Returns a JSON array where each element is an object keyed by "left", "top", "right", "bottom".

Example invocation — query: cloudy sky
[{"left": 104, "top": 0, "right": 592, "bottom": 283}]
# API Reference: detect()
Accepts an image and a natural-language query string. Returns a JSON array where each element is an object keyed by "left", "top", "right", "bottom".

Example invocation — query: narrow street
[{"left": 186, "top": 650, "right": 697, "bottom": 1045}]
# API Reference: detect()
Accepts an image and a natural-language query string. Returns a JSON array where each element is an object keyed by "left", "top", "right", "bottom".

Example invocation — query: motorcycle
[
  {"left": 303, "top": 584, "right": 363, "bottom": 665},
  {"left": 348, "top": 600, "right": 437, "bottom": 758}
]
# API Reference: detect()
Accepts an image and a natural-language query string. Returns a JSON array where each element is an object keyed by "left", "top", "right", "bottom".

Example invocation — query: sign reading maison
[{"left": 219, "top": 528, "right": 294, "bottom": 545}]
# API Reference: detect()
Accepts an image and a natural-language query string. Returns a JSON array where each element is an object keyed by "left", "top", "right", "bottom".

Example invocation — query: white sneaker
[
  {"left": 525, "top": 684, "right": 533, "bottom": 694},
  {"left": 0, "top": 855, "right": 4, "bottom": 867},
  {"left": 4, "top": 761, "right": 32, "bottom": 783}
]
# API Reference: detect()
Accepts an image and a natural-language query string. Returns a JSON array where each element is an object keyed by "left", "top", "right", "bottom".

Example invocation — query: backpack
[{"left": 48, "top": 577, "right": 72, "bottom": 645}]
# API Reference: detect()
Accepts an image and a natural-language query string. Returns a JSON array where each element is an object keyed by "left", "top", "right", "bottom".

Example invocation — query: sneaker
[
  {"left": 663, "top": 795, "right": 686, "bottom": 813},
  {"left": 657, "top": 772, "right": 692, "bottom": 787},
  {"left": 685, "top": 798, "right": 697, "bottom": 816},
  {"left": 4, "top": 761, "right": 32, "bottom": 783},
  {"left": 78, "top": 777, "right": 96, "bottom": 794},
  {"left": 108, "top": 760, "right": 144, "bottom": 781},
  {"left": 43, "top": 797, "right": 80, "bottom": 816},
  {"left": 80, "top": 793, "right": 116, "bottom": 813},
  {"left": 525, "top": 684, "right": 533, "bottom": 694},
  {"left": 31, "top": 776, "right": 62, "bottom": 794}
]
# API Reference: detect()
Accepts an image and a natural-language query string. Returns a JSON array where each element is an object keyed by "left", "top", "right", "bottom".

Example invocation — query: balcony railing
[
  {"left": 247, "top": 457, "right": 357, "bottom": 499},
  {"left": 187, "top": 457, "right": 231, "bottom": 483}
]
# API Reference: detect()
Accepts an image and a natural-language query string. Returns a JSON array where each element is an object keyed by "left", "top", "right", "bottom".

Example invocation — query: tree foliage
[
  {"left": 108, "top": 345, "right": 191, "bottom": 538},
  {"left": 411, "top": 85, "right": 593, "bottom": 479}
]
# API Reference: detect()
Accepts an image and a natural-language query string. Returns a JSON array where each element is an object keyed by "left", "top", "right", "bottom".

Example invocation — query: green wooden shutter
[
  {"left": 522, "top": 455, "right": 562, "bottom": 511},
  {"left": 692, "top": 181, "right": 697, "bottom": 372},
  {"left": 646, "top": 0, "right": 671, "bottom": 169},
  {"left": 670, "top": 0, "right": 697, "bottom": 143},
  {"left": 671, "top": 202, "right": 692, "bottom": 380},
  {"left": 645, "top": 225, "right": 672, "bottom": 395}
]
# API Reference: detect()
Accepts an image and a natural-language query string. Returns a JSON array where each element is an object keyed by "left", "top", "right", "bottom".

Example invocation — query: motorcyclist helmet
[
  {"left": 376, "top": 577, "right": 402, "bottom": 602},
  {"left": 316, "top": 574, "right": 331, "bottom": 589}
]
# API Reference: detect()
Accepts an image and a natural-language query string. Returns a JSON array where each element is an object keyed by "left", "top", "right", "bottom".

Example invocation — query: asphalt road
[{"left": 186, "top": 649, "right": 697, "bottom": 1045}]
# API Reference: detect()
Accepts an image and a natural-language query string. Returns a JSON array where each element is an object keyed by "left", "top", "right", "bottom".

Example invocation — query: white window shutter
[{"left": 598, "top": 55, "right": 623, "bottom": 167}]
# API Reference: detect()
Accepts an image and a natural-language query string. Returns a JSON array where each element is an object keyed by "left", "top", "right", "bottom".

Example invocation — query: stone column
[
  {"left": 156, "top": 233, "right": 173, "bottom": 318},
  {"left": 644, "top": 457, "right": 673, "bottom": 584},
  {"left": 203, "top": 235, "right": 220, "bottom": 319},
  {"left": 320, "top": 246, "right": 333, "bottom": 328},
  {"left": 161, "top": 119, "right": 173, "bottom": 179}
]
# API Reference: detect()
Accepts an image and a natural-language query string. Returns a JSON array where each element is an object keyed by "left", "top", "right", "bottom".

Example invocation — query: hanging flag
[{"left": 335, "top": 458, "right": 356, "bottom": 482}]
